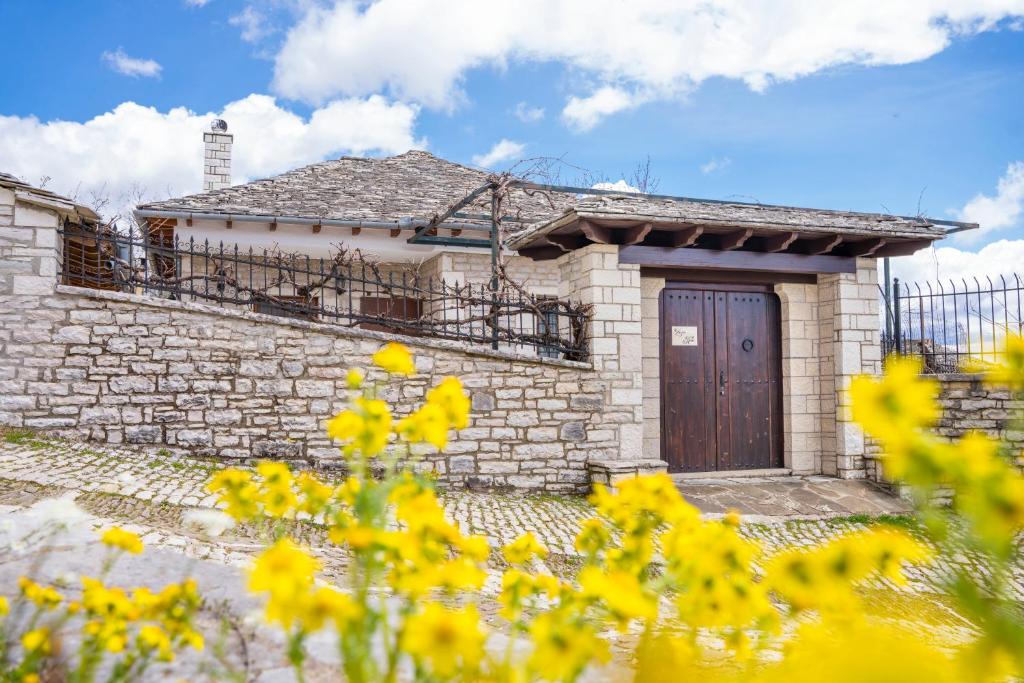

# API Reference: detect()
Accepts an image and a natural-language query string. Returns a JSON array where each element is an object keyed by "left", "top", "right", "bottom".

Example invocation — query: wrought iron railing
[
  {"left": 57, "top": 224, "right": 590, "bottom": 361},
  {"left": 880, "top": 274, "right": 1024, "bottom": 374}
]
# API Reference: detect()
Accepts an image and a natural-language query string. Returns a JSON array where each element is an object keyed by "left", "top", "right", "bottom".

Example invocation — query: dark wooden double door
[{"left": 661, "top": 284, "right": 783, "bottom": 473}]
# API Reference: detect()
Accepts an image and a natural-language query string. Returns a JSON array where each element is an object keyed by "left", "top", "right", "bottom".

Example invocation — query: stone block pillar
[
  {"left": 0, "top": 187, "right": 60, "bottom": 297},
  {"left": 557, "top": 244, "right": 649, "bottom": 469},
  {"left": 818, "top": 259, "right": 881, "bottom": 478}
]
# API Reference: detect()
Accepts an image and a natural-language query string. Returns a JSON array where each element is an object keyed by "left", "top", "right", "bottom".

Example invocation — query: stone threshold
[{"left": 672, "top": 468, "right": 793, "bottom": 481}]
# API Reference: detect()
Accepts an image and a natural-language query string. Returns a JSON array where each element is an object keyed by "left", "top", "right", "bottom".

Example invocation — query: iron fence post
[
  {"left": 893, "top": 277, "right": 902, "bottom": 354},
  {"left": 490, "top": 188, "right": 500, "bottom": 351}
]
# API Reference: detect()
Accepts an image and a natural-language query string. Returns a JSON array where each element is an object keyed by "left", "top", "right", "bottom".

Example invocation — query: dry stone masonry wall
[{"left": 0, "top": 190, "right": 646, "bottom": 492}]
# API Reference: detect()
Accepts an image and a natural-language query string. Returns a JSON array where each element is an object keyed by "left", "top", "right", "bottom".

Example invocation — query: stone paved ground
[
  {"left": 675, "top": 475, "right": 911, "bottom": 520},
  {"left": 0, "top": 435, "right": 1021, "bottom": 681}
]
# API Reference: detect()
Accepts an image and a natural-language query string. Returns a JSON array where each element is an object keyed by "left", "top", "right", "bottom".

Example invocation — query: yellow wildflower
[
  {"left": 326, "top": 409, "right": 363, "bottom": 442},
  {"left": 297, "top": 471, "right": 334, "bottom": 515},
  {"left": 0, "top": 595, "right": 8, "bottom": 616},
  {"left": 850, "top": 356, "right": 938, "bottom": 440},
  {"left": 100, "top": 526, "right": 144, "bottom": 554},
  {"left": 426, "top": 376, "right": 471, "bottom": 430},
  {"left": 301, "top": 587, "right": 360, "bottom": 632},
  {"left": 249, "top": 538, "right": 320, "bottom": 599},
  {"left": 401, "top": 603, "right": 485, "bottom": 677},
  {"left": 18, "top": 577, "right": 63, "bottom": 610},
  {"left": 259, "top": 485, "right": 298, "bottom": 518},
  {"left": 579, "top": 567, "right": 658, "bottom": 629},
  {"left": 256, "top": 461, "right": 293, "bottom": 489},
  {"left": 528, "top": 611, "right": 609, "bottom": 682},
  {"left": 985, "top": 334, "right": 1024, "bottom": 391},
  {"left": 396, "top": 402, "right": 450, "bottom": 449},
  {"left": 346, "top": 367, "right": 364, "bottom": 389},
  {"left": 574, "top": 518, "right": 611, "bottom": 557},
  {"left": 372, "top": 342, "right": 416, "bottom": 375},
  {"left": 502, "top": 532, "right": 549, "bottom": 565},
  {"left": 138, "top": 624, "right": 174, "bottom": 662},
  {"left": 21, "top": 627, "right": 51, "bottom": 655}
]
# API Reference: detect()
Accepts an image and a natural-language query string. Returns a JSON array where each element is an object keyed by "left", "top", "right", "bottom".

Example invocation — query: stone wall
[
  {"left": 1, "top": 286, "right": 633, "bottom": 492},
  {"left": 0, "top": 190, "right": 643, "bottom": 492}
]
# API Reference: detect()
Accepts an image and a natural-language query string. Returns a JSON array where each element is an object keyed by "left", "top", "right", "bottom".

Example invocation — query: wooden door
[{"left": 660, "top": 285, "right": 782, "bottom": 473}]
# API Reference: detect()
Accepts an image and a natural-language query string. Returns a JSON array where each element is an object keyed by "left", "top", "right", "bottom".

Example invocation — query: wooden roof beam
[
  {"left": 754, "top": 231, "right": 799, "bottom": 253},
  {"left": 845, "top": 238, "right": 886, "bottom": 257},
  {"left": 579, "top": 219, "right": 614, "bottom": 244},
  {"left": 796, "top": 234, "right": 842, "bottom": 255},
  {"left": 668, "top": 225, "right": 704, "bottom": 247},
  {"left": 872, "top": 239, "right": 934, "bottom": 258},
  {"left": 547, "top": 233, "right": 589, "bottom": 252},
  {"left": 714, "top": 228, "right": 754, "bottom": 251},
  {"left": 620, "top": 222, "right": 653, "bottom": 245}
]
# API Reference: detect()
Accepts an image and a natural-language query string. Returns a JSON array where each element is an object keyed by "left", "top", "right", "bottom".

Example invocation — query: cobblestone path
[{"left": 0, "top": 436, "right": 1021, "bottom": 681}]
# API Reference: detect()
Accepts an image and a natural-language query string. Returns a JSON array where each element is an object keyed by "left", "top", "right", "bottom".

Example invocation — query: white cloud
[
  {"left": 513, "top": 102, "right": 545, "bottom": 123},
  {"left": 270, "top": 0, "right": 1024, "bottom": 129},
  {"left": 101, "top": 49, "right": 162, "bottom": 78},
  {"left": 0, "top": 94, "right": 421, "bottom": 222},
  {"left": 471, "top": 139, "right": 525, "bottom": 168},
  {"left": 700, "top": 157, "right": 732, "bottom": 175},
  {"left": 892, "top": 239, "right": 1024, "bottom": 285},
  {"left": 953, "top": 161, "right": 1024, "bottom": 243},
  {"left": 230, "top": 6, "right": 273, "bottom": 43},
  {"left": 592, "top": 179, "right": 640, "bottom": 193},
  {"left": 562, "top": 86, "right": 645, "bottom": 132},
  {"left": 184, "top": 0, "right": 212, "bottom": 6}
]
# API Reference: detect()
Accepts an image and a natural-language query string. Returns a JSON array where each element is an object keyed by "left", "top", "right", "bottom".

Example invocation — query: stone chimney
[{"left": 202, "top": 119, "right": 232, "bottom": 191}]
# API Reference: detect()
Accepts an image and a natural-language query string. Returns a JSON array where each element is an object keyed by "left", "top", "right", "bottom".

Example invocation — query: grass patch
[{"left": 1, "top": 427, "right": 39, "bottom": 445}]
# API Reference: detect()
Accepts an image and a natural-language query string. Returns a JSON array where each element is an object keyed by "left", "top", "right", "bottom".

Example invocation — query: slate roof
[
  {"left": 138, "top": 151, "right": 971, "bottom": 242},
  {"left": 0, "top": 172, "right": 99, "bottom": 223},
  {"left": 508, "top": 193, "right": 952, "bottom": 249},
  {"left": 138, "top": 151, "right": 574, "bottom": 230}
]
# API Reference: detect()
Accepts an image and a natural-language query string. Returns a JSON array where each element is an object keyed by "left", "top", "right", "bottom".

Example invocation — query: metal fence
[
  {"left": 881, "top": 274, "right": 1024, "bottom": 373},
  {"left": 57, "top": 224, "right": 590, "bottom": 361}
]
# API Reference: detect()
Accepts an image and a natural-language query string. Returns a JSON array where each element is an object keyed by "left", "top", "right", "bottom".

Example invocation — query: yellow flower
[
  {"left": 528, "top": 611, "right": 609, "bottom": 682},
  {"left": 256, "top": 461, "right": 293, "bottom": 489},
  {"left": 326, "top": 409, "right": 363, "bottom": 441},
  {"left": 100, "top": 526, "right": 144, "bottom": 554},
  {"left": 327, "top": 400, "right": 392, "bottom": 455},
  {"left": 401, "top": 603, "right": 485, "bottom": 677},
  {"left": 260, "top": 486, "right": 298, "bottom": 518},
  {"left": 372, "top": 342, "right": 416, "bottom": 375},
  {"left": 574, "top": 518, "right": 611, "bottom": 556},
  {"left": 396, "top": 403, "right": 450, "bottom": 450},
  {"left": 850, "top": 356, "right": 938, "bottom": 441},
  {"left": 579, "top": 566, "right": 658, "bottom": 629},
  {"left": 22, "top": 627, "right": 51, "bottom": 655},
  {"left": 301, "top": 587, "right": 360, "bottom": 632},
  {"left": 346, "top": 367, "right": 364, "bottom": 389},
  {"left": 0, "top": 595, "right": 8, "bottom": 616},
  {"left": 138, "top": 624, "right": 174, "bottom": 662},
  {"left": 426, "top": 376, "right": 471, "bottom": 430},
  {"left": 18, "top": 577, "right": 63, "bottom": 610},
  {"left": 297, "top": 471, "right": 334, "bottom": 515},
  {"left": 502, "top": 532, "right": 549, "bottom": 565},
  {"left": 249, "top": 538, "right": 320, "bottom": 598},
  {"left": 985, "top": 334, "right": 1024, "bottom": 391}
]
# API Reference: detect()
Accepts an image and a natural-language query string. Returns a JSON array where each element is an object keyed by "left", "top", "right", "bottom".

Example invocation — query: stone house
[{"left": 0, "top": 130, "right": 978, "bottom": 490}]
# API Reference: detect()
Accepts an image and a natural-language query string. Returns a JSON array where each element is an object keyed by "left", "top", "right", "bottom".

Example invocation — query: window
[
  {"left": 359, "top": 295, "right": 424, "bottom": 334},
  {"left": 536, "top": 296, "right": 561, "bottom": 359}
]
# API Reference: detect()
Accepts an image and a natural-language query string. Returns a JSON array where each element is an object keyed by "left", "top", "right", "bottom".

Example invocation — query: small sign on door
[{"left": 671, "top": 325, "right": 698, "bottom": 346}]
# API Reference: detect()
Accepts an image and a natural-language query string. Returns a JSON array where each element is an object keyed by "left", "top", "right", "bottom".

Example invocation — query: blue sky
[{"left": 2, "top": 1, "right": 1023, "bottom": 281}]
